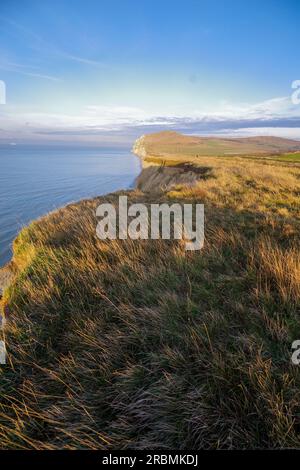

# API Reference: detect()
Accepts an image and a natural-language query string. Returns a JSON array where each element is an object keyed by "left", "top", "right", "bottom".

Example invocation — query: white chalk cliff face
[
  {"left": 132, "top": 134, "right": 209, "bottom": 193},
  {"left": 132, "top": 135, "right": 147, "bottom": 159}
]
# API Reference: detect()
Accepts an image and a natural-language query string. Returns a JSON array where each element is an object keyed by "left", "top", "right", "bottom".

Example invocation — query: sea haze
[{"left": 0, "top": 144, "right": 140, "bottom": 266}]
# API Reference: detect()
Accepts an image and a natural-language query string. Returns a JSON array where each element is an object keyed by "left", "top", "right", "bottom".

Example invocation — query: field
[
  {"left": 0, "top": 135, "right": 300, "bottom": 449},
  {"left": 276, "top": 152, "right": 300, "bottom": 162},
  {"left": 137, "top": 130, "right": 300, "bottom": 159}
]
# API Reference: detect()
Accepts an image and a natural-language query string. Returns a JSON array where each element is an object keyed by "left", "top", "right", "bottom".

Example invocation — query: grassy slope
[
  {"left": 0, "top": 143, "right": 300, "bottom": 449},
  {"left": 277, "top": 153, "right": 300, "bottom": 162},
  {"left": 138, "top": 130, "right": 300, "bottom": 159}
]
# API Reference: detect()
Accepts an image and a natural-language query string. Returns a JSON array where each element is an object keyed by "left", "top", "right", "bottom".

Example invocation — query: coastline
[
  {"left": 3, "top": 129, "right": 299, "bottom": 300},
  {"left": 2, "top": 129, "right": 299, "bottom": 313},
  {"left": 1, "top": 132, "right": 300, "bottom": 449},
  {"left": 0, "top": 134, "right": 210, "bottom": 298},
  {"left": 0, "top": 145, "right": 143, "bottom": 303}
]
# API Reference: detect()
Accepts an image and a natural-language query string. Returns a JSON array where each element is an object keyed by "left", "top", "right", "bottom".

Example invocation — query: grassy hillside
[
  {"left": 0, "top": 143, "right": 300, "bottom": 449},
  {"left": 134, "top": 130, "right": 300, "bottom": 160}
]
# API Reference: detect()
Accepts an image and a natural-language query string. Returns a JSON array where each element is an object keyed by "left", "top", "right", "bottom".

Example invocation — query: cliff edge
[{"left": 0, "top": 133, "right": 299, "bottom": 449}]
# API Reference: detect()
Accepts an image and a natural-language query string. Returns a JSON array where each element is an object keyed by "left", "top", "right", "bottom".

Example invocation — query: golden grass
[
  {"left": 139, "top": 131, "right": 300, "bottom": 157},
  {"left": 0, "top": 152, "right": 300, "bottom": 449},
  {"left": 251, "top": 238, "right": 300, "bottom": 305}
]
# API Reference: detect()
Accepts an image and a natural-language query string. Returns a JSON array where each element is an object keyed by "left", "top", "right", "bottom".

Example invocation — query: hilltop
[
  {"left": 133, "top": 130, "right": 300, "bottom": 192},
  {"left": 133, "top": 130, "right": 300, "bottom": 161},
  {"left": 0, "top": 133, "right": 299, "bottom": 449}
]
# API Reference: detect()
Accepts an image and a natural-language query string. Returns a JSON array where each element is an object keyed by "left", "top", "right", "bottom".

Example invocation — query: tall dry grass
[{"left": 0, "top": 155, "right": 299, "bottom": 449}]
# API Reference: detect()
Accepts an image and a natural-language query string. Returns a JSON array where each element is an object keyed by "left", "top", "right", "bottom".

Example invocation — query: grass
[
  {"left": 144, "top": 150, "right": 300, "bottom": 168},
  {"left": 136, "top": 131, "right": 300, "bottom": 159},
  {"left": 0, "top": 150, "right": 300, "bottom": 449}
]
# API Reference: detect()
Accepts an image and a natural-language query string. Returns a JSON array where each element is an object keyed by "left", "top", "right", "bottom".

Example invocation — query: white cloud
[
  {"left": 1, "top": 95, "right": 300, "bottom": 143},
  {"left": 220, "top": 127, "right": 300, "bottom": 140},
  {"left": 0, "top": 15, "right": 109, "bottom": 79},
  {"left": 191, "top": 96, "right": 300, "bottom": 120},
  {"left": 0, "top": 59, "right": 62, "bottom": 82}
]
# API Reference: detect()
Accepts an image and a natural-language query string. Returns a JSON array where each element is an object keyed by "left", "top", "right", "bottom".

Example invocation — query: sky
[{"left": 0, "top": 0, "right": 300, "bottom": 145}]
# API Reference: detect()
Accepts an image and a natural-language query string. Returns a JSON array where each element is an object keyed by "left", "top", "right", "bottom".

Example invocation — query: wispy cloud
[
  {"left": 1, "top": 96, "right": 300, "bottom": 144},
  {"left": 0, "top": 15, "right": 44, "bottom": 43},
  {"left": 13, "top": 70, "right": 62, "bottom": 82},
  {"left": 57, "top": 52, "right": 108, "bottom": 68},
  {"left": 0, "top": 59, "right": 62, "bottom": 81},
  {"left": 218, "top": 127, "right": 300, "bottom": 139},
  {"left": 0, "top": 15, "right": 108, "bottom": 70}
]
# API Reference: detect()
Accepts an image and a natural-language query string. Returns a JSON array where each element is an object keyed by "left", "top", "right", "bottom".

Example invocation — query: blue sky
[{"left": 0, "top": 0, "right": 300, "bottom": 144}]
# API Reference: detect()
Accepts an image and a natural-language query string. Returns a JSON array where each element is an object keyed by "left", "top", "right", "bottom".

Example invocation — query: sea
[{"left": 0, "top": 144, "right": 140, "bottom": 266}]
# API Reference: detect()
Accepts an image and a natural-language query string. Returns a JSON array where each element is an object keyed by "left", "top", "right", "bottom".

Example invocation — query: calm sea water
[{"left": 0, "top": 144, "right": 140, "bottom": 266}]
